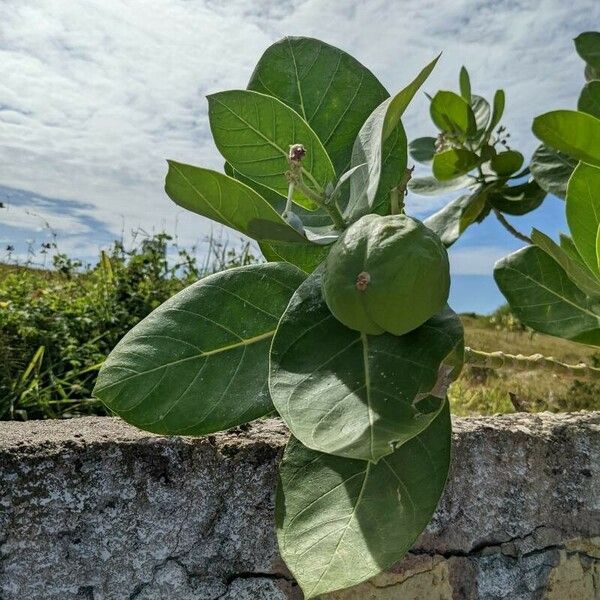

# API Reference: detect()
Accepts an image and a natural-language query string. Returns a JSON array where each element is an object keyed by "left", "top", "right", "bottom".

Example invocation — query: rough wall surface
[{"left": 0, "top": 412, "right": 598, "bottom": 600}]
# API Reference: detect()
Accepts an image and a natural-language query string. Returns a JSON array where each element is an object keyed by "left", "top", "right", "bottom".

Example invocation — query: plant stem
[
  {"left": 294, "top": 177, "right": 346, "bottom": 230},
  {"left": 390, "top": 167, "right": 413, "bottom": 215},
  {"left": 493, "top": 209, "right": 533, "bottom": 244},
  {"left": 285, "top": 181, "right": 295, "bottom": 213},
  {"left": 323, "top": 202, "right": 347, "bottom": 231},
  {"left": 464, "top": 347, "right": 600, "bottom": 381}
]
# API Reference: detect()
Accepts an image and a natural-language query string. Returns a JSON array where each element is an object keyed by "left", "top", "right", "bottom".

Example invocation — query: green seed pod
[{"left": 322, "top": 214, "right": 450, "bottom": 335}]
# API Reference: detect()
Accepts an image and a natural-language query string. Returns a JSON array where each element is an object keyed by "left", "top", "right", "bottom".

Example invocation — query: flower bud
[{"left": 288, "top": 144, "right": 306, "bottom": 163}]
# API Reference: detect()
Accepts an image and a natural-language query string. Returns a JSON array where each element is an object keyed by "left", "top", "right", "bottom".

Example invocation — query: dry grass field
[{"left": 451, "top": 315, "right": 600, "bottom": 415}]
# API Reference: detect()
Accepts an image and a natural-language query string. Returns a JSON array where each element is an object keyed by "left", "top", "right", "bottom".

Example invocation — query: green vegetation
[
  {"left": 495, "top": 34, "right": 600, "bottom": 348},
  {"left": 0, "top": 233, "right": 257, "bottom": 420}
]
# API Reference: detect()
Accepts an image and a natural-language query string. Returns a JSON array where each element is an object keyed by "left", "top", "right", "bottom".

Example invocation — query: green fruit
[{"left": 322, "top": 214, "right": 450, "bottom": 335}]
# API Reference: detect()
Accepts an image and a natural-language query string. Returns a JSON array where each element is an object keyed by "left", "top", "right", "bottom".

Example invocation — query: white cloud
[{"left": 0, "top": 0, "right": 598, "bottom": 258}]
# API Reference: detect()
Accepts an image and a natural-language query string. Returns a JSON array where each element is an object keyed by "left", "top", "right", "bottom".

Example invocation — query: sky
[{"left": 1, "top": 0, "right": 599, "bottom": 313}]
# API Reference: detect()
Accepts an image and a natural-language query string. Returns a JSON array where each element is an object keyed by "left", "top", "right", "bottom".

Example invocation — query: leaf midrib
[
  {"left": 361, "top": 332, "right": 376, "bottom": 462},
  {"left": 213, "top": 95, "right": 325, "bottom": 190},
  {"left": 308, "top": 461, "right": 372, "bottom": 598},
  {"left": 505, "top": 262, "right": 600, "bottom": 321},
  {"left": 95, "top": 330, "right": 275, "bottom": 393}
]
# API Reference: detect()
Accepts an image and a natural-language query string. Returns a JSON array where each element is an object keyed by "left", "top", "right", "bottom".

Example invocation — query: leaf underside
[
  {"left": 529, "top": 143, "right": 576, "bottom": 200},
  {"left": 276, "top": 402, "right": 451, "bottom": 599},
  {"left": 94, "top": 263, "right": 305, "bottom": 434}
]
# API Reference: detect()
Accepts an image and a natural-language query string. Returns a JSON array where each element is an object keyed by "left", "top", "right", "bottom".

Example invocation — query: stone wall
[{"left": 0, "top": 412, "right": 598, "bottom": 599}]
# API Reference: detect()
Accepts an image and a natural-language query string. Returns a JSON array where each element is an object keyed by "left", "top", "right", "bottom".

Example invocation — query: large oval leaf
[
  {"left": 370, "top": 123, "right": 409, "bottom": 216},
  {"left": 490, "top": 150, "right": 524, "bottom": 177},
  {"left": 529, "top": 143, "right": 577, "bottom": 199},
  {"left": 531, "top": 229, "right": 600, "bottom": 298},
  {"left": 165, "top": 161, "right": 306, "bottom": 243},
  {"left": 93, "top": 263, "right": 305, "bottom": 435},
  {"left": 344, "top": 57, "right": 438, "bottom": 222},
  {"left": 269, "top": 269, "right": 463, "bottom": 462},
  {"left": 432, "top": 148, "right": 480, "bottom": 180},
  {"left": 459, "top": 66, "right": 471, "bottom": 102},
  {"left": 566, "top": 163, "right": 600, "bottom": 277},
  {"left": 487, "top": 89, "right": 506, "bottom": 135},
  {"left": 208, "top": 90, "right": 336, "bottom": 208},
  {"left": 488, "top": 180, "right": 546, "bottom": 216},
  {"left": 578, "top": 81, "right": 600, "bottom": 119},
  {"left": 430, "top": 90, "right": 476, "bottom": 136},
  {"left": 532, "top": 110, "right": 600, "bottom": 167},
  {"left": 276, "top": 402, "right": 451, "bottom": 599},
  {"left": 247, "top": 37, "right": 389, "bottom": 176},
  {"left": 494, "top": 245, "right": 600, "bottom": 345}
]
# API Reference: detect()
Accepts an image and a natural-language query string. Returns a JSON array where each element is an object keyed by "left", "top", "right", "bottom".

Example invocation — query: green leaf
[
  {"left": 566, "top": 163, "right": 600, "bottom": 276},
  {"left": 408, "top": 174, "right": 474, "bottom": 196},
  {"left": 596, "top": 226, "right": 600, "bottom": 271},
  {"left": 575, "top": 32, "right": 600, "bottom": 71},
  {"left": 247, "top": 37, "right": 389, "bottom": 175},
  {"left": 369, "top": 124, "right": 409, "bottom": 217},
  {"left": 597, "top": 225, "right": 600, "bottom": 276},
  {"left": 488, "top": 180, "right": 546, "bottom": 216},
  {"left": 471, "top": 95, "right": 491, "bottom": 133},
  {"left": 560, "top": 233, "right": 586, "bottom": 265},
  {"left": 531, "top": 229, "right": 600, "bottom": 297},
  {"left": 345, "top": 56, "right": 439, "bottom": 221},
  {"left": 276, "top": 402, "right": 451, "bottom": 599},
  {"left": 530, "top": 143, "right": 577, "bottom": 199},
  {"left": 578, "top": 81, "right": 600, "bottom": 119},
  {"left": 269, "top": 269, "right": 463, "bottom": 462},
  {"left": 432, "top": 148, "right": 480, "bottom": 180},
  {"left": 490, "top": 150, "right": 524, "bottom": 177},
  {"left": 487, "top": 89, "right": 506, "bottom": 134},
  {"left": 408, "top": 136, "right": 437, "bottom": 165},
  {"left": 494, "top": 246, "right": 600, "bottom": 345},
  {"left": 165, "top": 161, "right": 305, "bottom": 243},
  {"left": 480, "top": 144, "right": 497, "bottom": 162},
  {"left": 459, "top": 66, "right": 471, "bottom": 102},
  {"left": 430, "top": 90, "right": 476, "bottom": 136},
  {"left": 424, "top": 188, "right": 487, "bottom": 247},
  {"left": 94, "top": 263, "right": 306, "bottom": 435},
  {"left": 208, "top": 90, "right": 336, "bottom": 209},
  {"left": 259, "top": 240, "right": 331, "bottom": 273},
  {"left": 532, "top": 110, "right": 600, "bottom": 167}
]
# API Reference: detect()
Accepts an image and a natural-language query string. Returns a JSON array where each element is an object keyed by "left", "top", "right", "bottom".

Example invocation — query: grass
[{"left": 450, "top": 315, "right": 600, "bottom": 416}]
